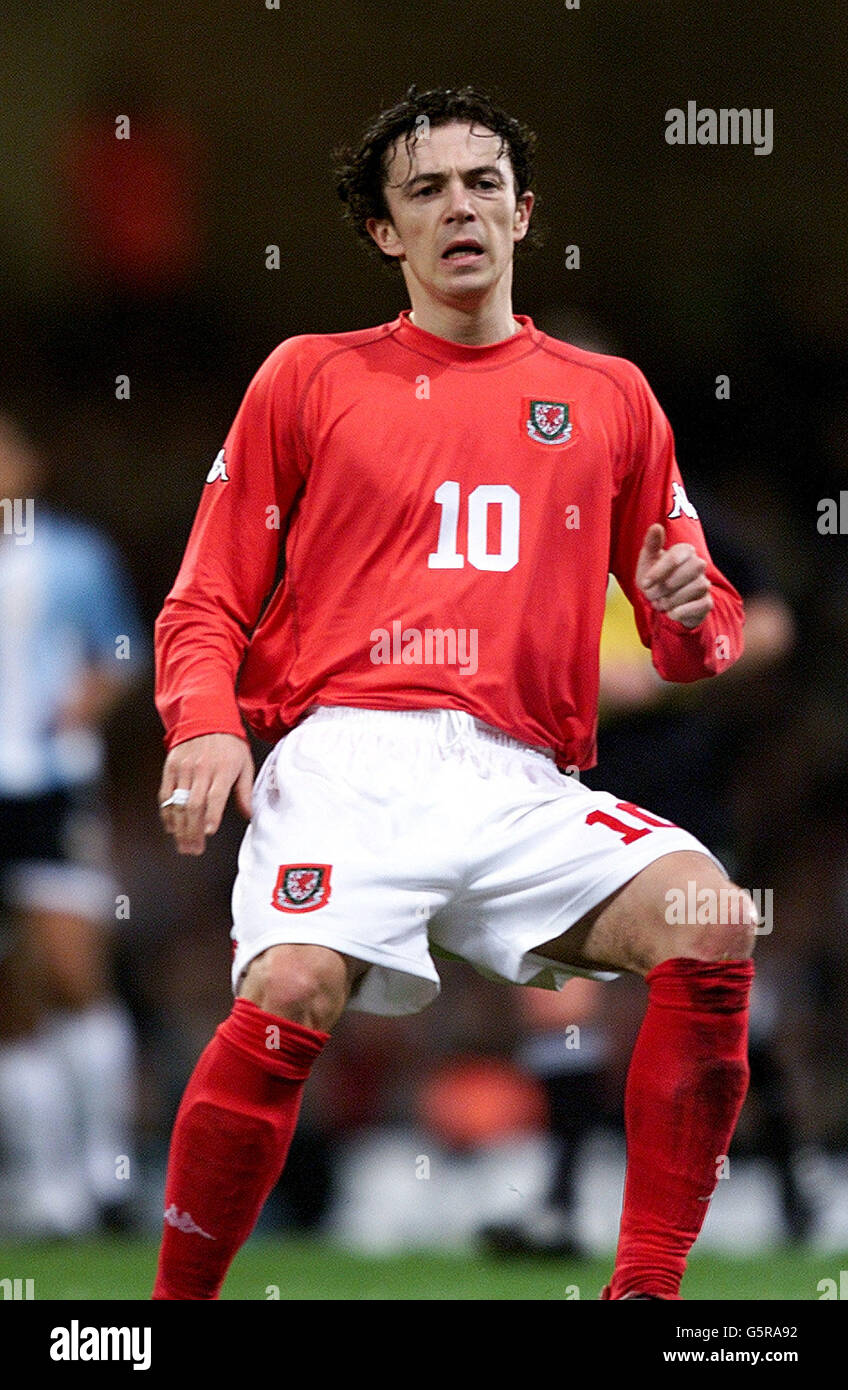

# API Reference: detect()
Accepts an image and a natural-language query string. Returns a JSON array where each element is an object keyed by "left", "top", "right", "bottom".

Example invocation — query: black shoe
[
  {"left": 97, "top": 1202, "right": 138, "bottom": 1235},
  {"left": 479, "top": 1209, "right": 582, "bottom": 1258}
]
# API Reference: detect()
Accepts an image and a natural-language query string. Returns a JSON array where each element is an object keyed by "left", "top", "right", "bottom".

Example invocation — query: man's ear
[
  {"left": 366, "top": 217, "right": 405, "bottom": 260},
  {"left": 512, "top": 190, "right": 535, "bottom": 244}
]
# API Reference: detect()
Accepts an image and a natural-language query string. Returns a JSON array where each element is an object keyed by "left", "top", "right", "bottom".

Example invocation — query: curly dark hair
[{"left": 335, "top": 85, "right": 541, "bottom": 265}]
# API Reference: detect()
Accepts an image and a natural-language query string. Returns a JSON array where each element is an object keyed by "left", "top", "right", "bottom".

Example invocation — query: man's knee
[
  {"left": 238, "top": 943, "right": 360, "bottom": 1032},
  {"left": 659, "top": 876, "right": 759, "bottom": 967},
  {"left": 539, "top": 852, "right": 760, "bottom": 977}
]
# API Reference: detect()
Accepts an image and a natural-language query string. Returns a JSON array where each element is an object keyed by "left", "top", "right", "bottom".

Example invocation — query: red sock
[
  {"left": 605, "top": 957, "right": 753, "bottom": 1301},
  {"left": 152, "top": 998, "right": 328, "bottom": 1300}
]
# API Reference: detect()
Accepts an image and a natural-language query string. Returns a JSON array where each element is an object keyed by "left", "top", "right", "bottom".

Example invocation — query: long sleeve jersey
[{"left": 155, "top": 311, "right": 744, "bottom": 770}]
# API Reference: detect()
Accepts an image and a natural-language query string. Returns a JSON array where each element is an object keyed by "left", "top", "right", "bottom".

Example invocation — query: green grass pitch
[{"left": 0, "top": 1237, "right": 842, "bottom": 1300}]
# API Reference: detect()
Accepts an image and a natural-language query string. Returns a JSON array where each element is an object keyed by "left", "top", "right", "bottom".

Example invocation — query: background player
[
  {"left": 153, "top": 86, "right": 757, "bottom": 1301},
  {"left": 0, "top": 412, "right": 142, "bottom": 1235}
]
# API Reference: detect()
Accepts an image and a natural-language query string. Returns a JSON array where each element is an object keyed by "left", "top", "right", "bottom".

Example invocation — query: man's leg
[
  {"left": 153, "top": 944, "right": 364, "bottom": 1300},
  {"left": 32, "top": 903, "right": 138, "bottom": 1228},
  {"left": 539, "top": 850, "right": 757, "bottom": 1300},
  {"left": 0, "top": 903, "right": 112, "bottom": 1237}
]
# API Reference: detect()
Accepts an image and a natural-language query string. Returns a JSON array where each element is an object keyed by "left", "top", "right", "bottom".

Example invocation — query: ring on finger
[{"left": 160, "top": 788, "right": 191, "bottom": 809}]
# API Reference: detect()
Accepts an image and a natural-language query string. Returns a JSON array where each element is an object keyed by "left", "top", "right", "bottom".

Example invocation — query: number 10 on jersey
[{"left": 428, "top": 481, "right": 520, "bottom": 572}]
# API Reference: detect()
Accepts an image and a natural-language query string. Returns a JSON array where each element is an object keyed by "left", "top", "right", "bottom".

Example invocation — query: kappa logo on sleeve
[
  {"left": 206, "top": 447, "right": 229, "bottom": 483},
  {"left": 272, "top": 864, "right": 333, "bottom": 913},
  {"left": 667, "top": 481, "right": 699, "bottom": 519}
]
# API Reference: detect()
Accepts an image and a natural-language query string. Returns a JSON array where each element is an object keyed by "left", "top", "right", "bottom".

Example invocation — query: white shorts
[{"left": 230, "top": 707, "right": 723, "bottom": 1016}]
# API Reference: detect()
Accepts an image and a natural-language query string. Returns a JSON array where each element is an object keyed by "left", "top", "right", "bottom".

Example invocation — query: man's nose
[{"left": 444, "top": 178, "right": 475, "bottom": 220}]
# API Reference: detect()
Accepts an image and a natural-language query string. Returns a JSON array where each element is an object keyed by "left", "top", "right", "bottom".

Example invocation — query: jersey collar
[{"left": 392, "top": 309, "right": 539, "bottom": 367}]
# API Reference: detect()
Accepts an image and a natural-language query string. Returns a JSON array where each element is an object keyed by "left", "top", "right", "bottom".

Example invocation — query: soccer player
[
  {"left": 0, "top": 413, "right": 142, "bottom": 1235},
  {"left": 154, "top": 86, "right": 756, "bottom": 1301}
]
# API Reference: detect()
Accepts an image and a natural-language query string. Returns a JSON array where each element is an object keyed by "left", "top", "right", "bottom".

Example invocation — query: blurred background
[{"left": 0, "top": 0, "right": 846, "bottom": 1261}]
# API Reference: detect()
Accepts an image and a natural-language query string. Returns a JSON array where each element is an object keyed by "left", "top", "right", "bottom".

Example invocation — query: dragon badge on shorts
[{"left": 272, "top": 864, "right": 333, "bottom": 913}]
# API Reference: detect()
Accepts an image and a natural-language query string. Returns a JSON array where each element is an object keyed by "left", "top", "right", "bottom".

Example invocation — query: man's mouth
[{"left": 441, "top": 241, "right": 485, "bottom": 262}]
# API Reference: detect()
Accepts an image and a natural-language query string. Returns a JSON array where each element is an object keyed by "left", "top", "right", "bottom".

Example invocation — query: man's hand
[
  {"left": 636, "top": 523, "right": 713, "bottom": 629},
  {"left": 159, "top": 733, "right": 254, "bottom": 856},
  {"left": 55, "top": 666, "right": 130, "bottom": 731}
]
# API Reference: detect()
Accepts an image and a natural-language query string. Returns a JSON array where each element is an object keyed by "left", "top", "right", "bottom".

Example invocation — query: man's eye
[
  {"left": 476, "top": 179, "right": 499, "bottom": 190},
  {"left": 414, "top": 186, "right": 437, "bottom": 197}
]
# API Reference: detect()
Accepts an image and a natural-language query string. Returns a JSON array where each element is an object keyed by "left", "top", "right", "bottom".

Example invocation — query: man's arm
[
  {"left": 57, "top": 664, "right": 136, "bottom": 731},
  {"left": 155, "top": 342, "right": 306, "bottom": 853},
  {"left": 610, "top": 365, "right": 745, "bottom": 682},
  {"left": 57, "top": 523, "right": 147, "bottom": 729}
]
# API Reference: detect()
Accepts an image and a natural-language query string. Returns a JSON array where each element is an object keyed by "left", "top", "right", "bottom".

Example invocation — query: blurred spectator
[
  {"left": 0, "top": 413, "right": 144, "bottom": 1235},
  {"left": 479, "top": 977, "right": 612, "bottom": 1256}
]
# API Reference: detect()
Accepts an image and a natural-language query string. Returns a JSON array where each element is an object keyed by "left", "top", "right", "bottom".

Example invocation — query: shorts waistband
[{"left": 299, "top": 704, "right": 557, "bottom": 761}]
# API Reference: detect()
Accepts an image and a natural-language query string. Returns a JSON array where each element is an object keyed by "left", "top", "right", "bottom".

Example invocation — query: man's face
[{"left": 366, "top": 121, "right": 533, "bottom": 308}]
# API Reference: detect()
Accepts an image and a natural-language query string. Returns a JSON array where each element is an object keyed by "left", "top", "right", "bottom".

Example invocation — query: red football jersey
[{"left": 155, "top": 312, "right": 744, "bottom": 769}]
